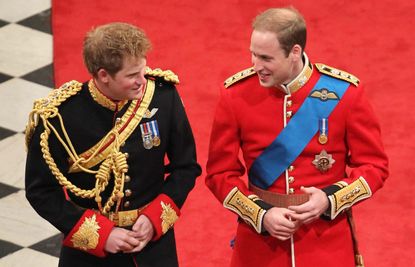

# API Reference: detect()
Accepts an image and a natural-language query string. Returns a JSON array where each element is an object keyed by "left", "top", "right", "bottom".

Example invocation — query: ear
[
  {"left": 290, "top": 44, "right": 302, "bottom": 61},
  {"left": 96, "top": 68, "right": 110, "bottom": 83}
]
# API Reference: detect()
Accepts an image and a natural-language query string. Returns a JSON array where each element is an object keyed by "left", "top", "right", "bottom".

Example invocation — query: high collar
[
  {"left": 283, "top": 53, "right": 313, "bottom": 94},
  {"left": 88, "top": 80, "right": 128, "bottom": 111}
]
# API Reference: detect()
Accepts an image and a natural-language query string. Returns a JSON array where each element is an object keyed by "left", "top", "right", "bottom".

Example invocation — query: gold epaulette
[
  {"left": 145, "top": 67, "right": 179, "bottom": 84},
  {"left": 315, "top": 63, "right": 359, "bottom": 86},
  {"left": 224, "top": 67, "right": 256, "bottom": 88},
  {"left": 25, "top": 80, "right": 83, "bottom": 149}
]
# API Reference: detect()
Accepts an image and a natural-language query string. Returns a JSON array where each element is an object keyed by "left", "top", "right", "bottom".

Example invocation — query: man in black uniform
[{"left": 25, "top": 22, "right": 201, "bottom": 267}]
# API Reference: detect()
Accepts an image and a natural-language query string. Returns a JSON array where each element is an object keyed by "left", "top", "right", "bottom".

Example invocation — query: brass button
[
  {"left": 288, "top": 176, "right": 295, "bottom": 184},
  {"left": 125, "top": 189, "right": 132, "bottom": 197},
  {"left": 121, "top": 142, "right": 126, "bottom": 147},
  {"left": 124, "top": 152, "right": 129, "bottom": 159},
  {"left": 288, "top": 188, "right": 295, "bottom": 194},
  {"left": 286, "top": 111, "right": 293, "bottom": 118},
  {"left": 115, "top": 118, "right": 122, "bottom": 124},
  {"left": 125, "top": 175, "right": 131, "bottom": 182},
  {"left": 286, "top": 100, "right": 292, "bottom": 108},
  {"left": 124, "top": 201, "right": 130, "bottom": 208},
  {"left": 288, "top": 165, "right": 295, "bottom": 172}
]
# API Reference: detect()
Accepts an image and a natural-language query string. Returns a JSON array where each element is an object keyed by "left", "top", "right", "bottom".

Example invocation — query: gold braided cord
[
  {"left": 26, "top": 80, "right": 130, "bottom": 215},
  {"left": 145, "top": 67, "right": 180, "bottom": 84}
]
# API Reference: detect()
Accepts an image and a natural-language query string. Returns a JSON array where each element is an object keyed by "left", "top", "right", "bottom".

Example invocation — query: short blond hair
[
  {"left": 83, "top": 22, "right": 151, "bottom": 76},
  {"left": 253, "top": 7, "right": 306, "bottom": 56}
]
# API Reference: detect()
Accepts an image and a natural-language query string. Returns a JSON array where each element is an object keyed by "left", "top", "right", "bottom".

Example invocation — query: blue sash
[{"left": 249, "top": 75, "right": 349, "bottom": 189}]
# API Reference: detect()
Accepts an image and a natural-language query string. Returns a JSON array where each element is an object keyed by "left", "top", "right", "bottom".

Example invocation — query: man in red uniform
[{"left": 206, "top": 7, "right": 388, "bottom": 267}]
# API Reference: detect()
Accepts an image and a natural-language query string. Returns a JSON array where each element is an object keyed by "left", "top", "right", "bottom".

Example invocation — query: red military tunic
[{"left": 206, "top": 55, "right": 388, "bottom": 267}]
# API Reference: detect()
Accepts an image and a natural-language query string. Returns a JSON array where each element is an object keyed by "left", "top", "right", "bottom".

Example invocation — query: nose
[
  {"left": 251, "top": 55, "right": 262, "bottom": 72},
  {"left": 136, "top": 73, "right": 147, "bottom": 85}
]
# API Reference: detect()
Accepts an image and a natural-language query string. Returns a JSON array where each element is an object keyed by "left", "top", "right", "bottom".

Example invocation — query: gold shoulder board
[
  {"left": 315, "top": 63, "right": 359, "bottom": 86},
  {"left": 25, "top": 80, "right": 83, "bottom": 149},
  {"left": 145, "top": 67, "right": 179, "bottom": 84},
  {"left": 224, "top": 67, "right": 256, "bottom": 88}
]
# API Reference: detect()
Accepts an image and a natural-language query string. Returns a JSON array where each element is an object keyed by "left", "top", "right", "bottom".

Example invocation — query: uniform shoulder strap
[
  {"left": 145, "top": 67, "right": 179, "bottom": 84},
  {"left": 315, "top": 63, "right": 359, "bottom": 86},
  {"left": 25, "top": 80, "right": 83, "bottom": 149},
  {"left": 224, "top": 67, "right": 256, "bottom": 88}
]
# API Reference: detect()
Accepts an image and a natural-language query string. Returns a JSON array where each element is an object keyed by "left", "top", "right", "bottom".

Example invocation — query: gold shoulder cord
[{"left": 25, "top": 80, "right": 155, "bottom": 215}]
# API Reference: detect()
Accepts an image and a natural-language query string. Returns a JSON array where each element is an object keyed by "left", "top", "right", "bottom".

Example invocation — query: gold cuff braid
[
  {"left": 223, "top": 187, "right": 266, "bottom": 233},
  {"left": 328, "top": 176, "right": 372, "bottom": 219}
]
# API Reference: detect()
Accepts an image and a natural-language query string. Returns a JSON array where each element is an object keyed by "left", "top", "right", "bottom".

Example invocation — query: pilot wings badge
[{"left": 309, "top": 88, "right": 339, "bottom": 101}]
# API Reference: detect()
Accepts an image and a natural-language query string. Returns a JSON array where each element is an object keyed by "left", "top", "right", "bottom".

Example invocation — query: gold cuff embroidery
[
  {"left": 328, "top": 177, "right": 372, "bottom": 219},
  {"left": 71, "top": 214, "right": 100, "bottom": 251},
  {"left": 223, "top": 187, "right": 266, "bottom": 233},
  {"left": 160, "top": 201, "right": 179, "bottom": 234}
]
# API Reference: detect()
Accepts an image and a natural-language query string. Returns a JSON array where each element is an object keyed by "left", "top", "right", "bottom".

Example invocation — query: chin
[{"left": 259, "top": 80, "right": 274, "bottom": 88}]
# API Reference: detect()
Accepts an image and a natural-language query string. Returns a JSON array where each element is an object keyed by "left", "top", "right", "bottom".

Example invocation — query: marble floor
[{"left": 0, "top": 0, "right": 61, "bottom": 266}]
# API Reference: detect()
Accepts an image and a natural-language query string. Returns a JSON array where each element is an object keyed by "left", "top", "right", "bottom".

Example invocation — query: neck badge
[{"left": 312, "top": 150, "right": 335, "bottom": 172}]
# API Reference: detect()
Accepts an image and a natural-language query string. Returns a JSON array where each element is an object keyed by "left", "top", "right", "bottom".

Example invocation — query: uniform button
[
  {"left": 115, "top": 118, "right": 122, "bottom": 124},
  {"left": 125, "top": 175, "right": 131, "bottom": 182},
  {"left": 121, "top": 142, "right": 126, "bottom": 147},
  {"left": 288, "top": 165, "right": 295, "bottom": 172},
  {"left": 288, "top": 176, "right": 295, "bottom": 183},
  {"left": 286, "top": 111, "right": 293, "bottom": 118},
  {"left": 288, "top": 188, "right": 295, "bottom": 194},
  {"left": 125, "top": 189, "right": 132, "bottom": 197},
  {"left": 124, "top": 152, "right": 129, "bottom": 159},
  {"left": 286, "top": 100, "right": 292, "bottom": 108},
  {"left": 124, "top": 201, "right": 130, "bottom": 208}
]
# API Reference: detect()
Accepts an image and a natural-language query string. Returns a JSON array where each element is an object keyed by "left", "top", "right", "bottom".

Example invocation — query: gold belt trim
[
  {"left": 249, "top": 183, "right": 309, "bottom": 208},
  {"left": 108, "top": 206, "right": 147, "bottom": 227}
]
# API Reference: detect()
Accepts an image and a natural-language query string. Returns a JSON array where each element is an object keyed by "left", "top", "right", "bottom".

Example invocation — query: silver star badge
[{"left": 312, "top": 150, "right": 335, "bottom": 172}]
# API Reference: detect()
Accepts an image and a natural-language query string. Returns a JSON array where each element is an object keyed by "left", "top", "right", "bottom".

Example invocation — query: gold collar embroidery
[
  {"left": 88, "top": 80, "right": 128, "bottom": 111},
  {"left": 285, "top": 53, "right": 313, "bottom": 94}
]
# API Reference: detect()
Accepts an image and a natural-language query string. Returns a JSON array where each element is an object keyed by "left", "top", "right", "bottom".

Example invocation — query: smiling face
[
  {"left": 97, "top": 56, "right": 147, "bottom": 101},
  {"left": 250, "top": 30, "right": 298, "bottom": 88}
]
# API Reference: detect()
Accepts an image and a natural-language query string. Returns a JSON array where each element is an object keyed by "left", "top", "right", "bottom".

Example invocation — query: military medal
[
  {"left": 142, "top": 134, "right": 153, "bottom": 149},
  {"left": 152, "top": 136, "right": 161, "bottom": 146},
  {"left": 318, "top": 118, "right": 328, "bottom": 144},
  {"left": 149, "top": 120, "right": 161, "bottom": 147},
  {"left": 140, "top": 123, "right": 153, "bottom": 149},
  {"left": 140, "top": 120, "right": 161, "bottom": 149},
  {"left": 312, "top": 150, "right": 335, "bottom": 172}
]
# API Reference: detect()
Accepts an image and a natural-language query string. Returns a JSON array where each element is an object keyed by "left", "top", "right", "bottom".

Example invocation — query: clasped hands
[
  {"left": 105, "top": 214, "right": 154, "bottom": 254},
  {"left": 263, "top": 186, "right": 329, "bottom": 241}
]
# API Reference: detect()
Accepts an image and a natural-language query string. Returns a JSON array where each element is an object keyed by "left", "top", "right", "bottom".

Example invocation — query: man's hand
[
  {"left": 104, "top": 227, "right": 140, "bottom": 253},
  {"left": 263, "top": 207, "right": 300, "bottom": 241},
  {"left": 288, "top": 186, "right": 329, "bottom": 224},
  {"left": 124, "top": 215, "right": 154, "bottom": 253}
]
